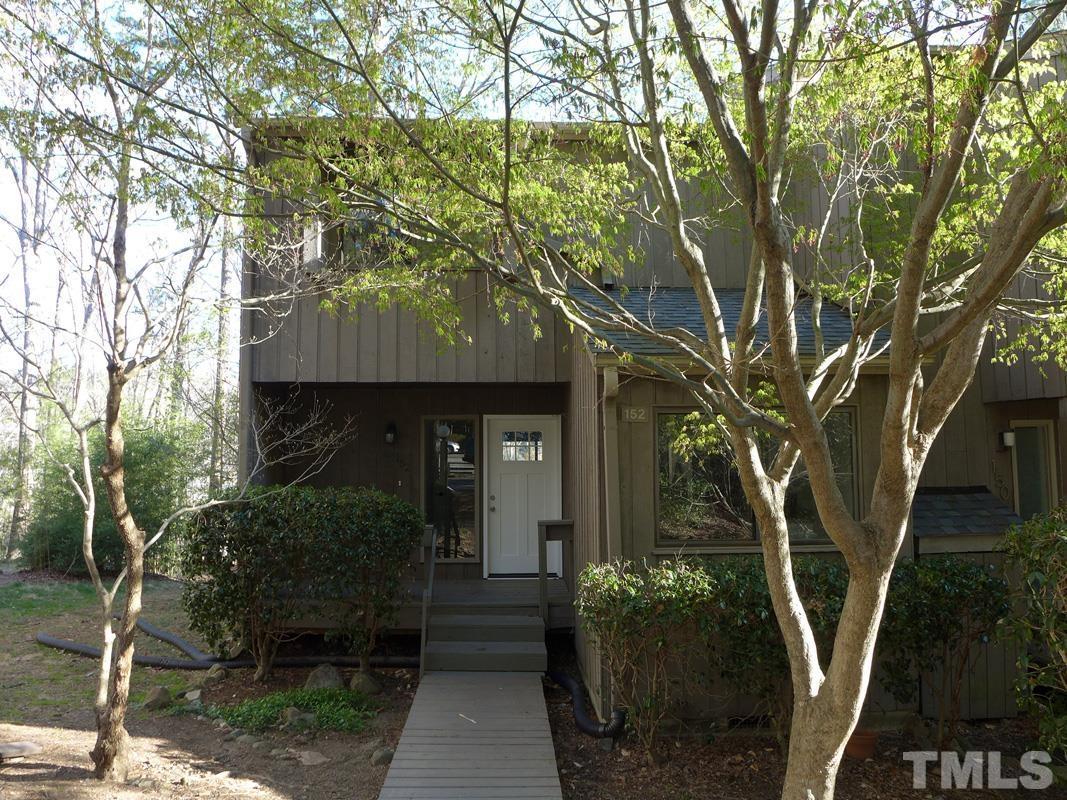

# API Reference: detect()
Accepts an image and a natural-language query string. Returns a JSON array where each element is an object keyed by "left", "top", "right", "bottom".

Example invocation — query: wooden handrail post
[
  {"left": 538, "top": 522, "right": 549, "bottom": 627},
  {"left": 419, "top": 524, "right": 437, "bottom": 678},
  {"left": 537, "top": 519, "right": 573, "bottom": 631}
]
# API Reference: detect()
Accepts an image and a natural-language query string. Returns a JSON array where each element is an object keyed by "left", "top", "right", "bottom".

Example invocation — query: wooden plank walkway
[{"left": 378, "top": 671, "right": 563, "bottom": 800}]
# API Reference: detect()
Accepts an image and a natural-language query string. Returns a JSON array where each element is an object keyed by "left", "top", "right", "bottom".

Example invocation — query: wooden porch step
[
  {"left": 424, "top": 641, "right": 547, "bottom": 672},
  {"left": 430, "top": 614, "right": 545, "bottom": 643}
]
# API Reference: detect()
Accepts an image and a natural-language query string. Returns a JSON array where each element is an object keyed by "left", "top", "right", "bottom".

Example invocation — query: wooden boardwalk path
[{"left": 378, "top": 671, "right": 563, "bottom": 799}]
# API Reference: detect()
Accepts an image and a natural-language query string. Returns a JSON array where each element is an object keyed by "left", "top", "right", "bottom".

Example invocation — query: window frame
[
  {"left": 420, "top": 414, "right": 481, "bottom": 563},
  {"left": 652, "top": 405, "right": 860, "bottom": 548}
]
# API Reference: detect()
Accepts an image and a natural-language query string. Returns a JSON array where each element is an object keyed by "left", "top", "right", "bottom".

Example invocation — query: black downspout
[{"left": 549, "top": 670, "right": 626, "bottom": 740}]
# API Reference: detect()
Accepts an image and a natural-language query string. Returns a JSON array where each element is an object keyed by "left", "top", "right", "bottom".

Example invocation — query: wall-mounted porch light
[
  {"left": 385, "top": 421, "right": 398, "bottom": 445},
  {"left": 1001, "top": 430, "right": 1016, "bottom": 449}
]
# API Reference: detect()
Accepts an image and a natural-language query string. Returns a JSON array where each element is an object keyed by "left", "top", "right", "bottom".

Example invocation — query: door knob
[{"left": 490, "top": 506, "right": 496, "bottom": 512}]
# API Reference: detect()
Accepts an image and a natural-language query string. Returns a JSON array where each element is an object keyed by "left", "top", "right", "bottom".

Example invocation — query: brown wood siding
[
  {"left": 914, "top": 543, "right": 1020, "bottom": 720},
  {"left": 253, "top": 382, "right": 568, "bottom": 582},
  {"left": 567, "top": 337, "right": 606, "bottom": 715},
  {"left": 979, "top": 274, "right": 1067, "bottom": 403},
  {"left": 249, "top": 271, "right": 571, "bottom": 384}
]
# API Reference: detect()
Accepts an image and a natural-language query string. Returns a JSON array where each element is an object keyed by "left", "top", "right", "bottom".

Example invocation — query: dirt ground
[
  {"left": 544, "top": 684, "right": 1067, "bottom": 799},
  {"left": 0, "top": 568, "right": 413, "bottom": 800}
]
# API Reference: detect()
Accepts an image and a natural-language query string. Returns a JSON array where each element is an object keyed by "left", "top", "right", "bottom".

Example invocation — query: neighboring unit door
[{"left": 485, "top": 416, "right": 563, "bottom": 577}]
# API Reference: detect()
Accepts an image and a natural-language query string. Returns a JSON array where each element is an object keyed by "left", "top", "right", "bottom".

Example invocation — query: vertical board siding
[
  {"left": 915, "top": 546, "right": 1019, "bottom": 721},
  {"left": 251, "top": 271, "right": 570, "bottom": 383},
  {"left": 979, "top": 273, "right": 1067, "bottom": 403},
  {"left": 568, "top": 336, "right": 605, "bottom": 716}
]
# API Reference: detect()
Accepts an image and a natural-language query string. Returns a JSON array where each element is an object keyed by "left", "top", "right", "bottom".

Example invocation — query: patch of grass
[
  {"left": 0, "top": 575, "right": 203, "bottom": 723},
  {"left": 211, "top": 687, "right": 374, "bottom": 733},
  {"left": 0, "top": 580, "right": 97, "bottom": 618}
]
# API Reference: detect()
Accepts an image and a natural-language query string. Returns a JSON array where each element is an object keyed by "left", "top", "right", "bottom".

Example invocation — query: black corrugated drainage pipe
[
  {"left": 36, "top": 620, "right": 419, "bottom": 670},
  {"left": 549, "top": 670, "right": 626, "bottom": 740}
]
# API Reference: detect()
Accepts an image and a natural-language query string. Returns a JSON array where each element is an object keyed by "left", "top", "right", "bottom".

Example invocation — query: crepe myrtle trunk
[
  {"left": 90, "top": 369, "right": 145, "bottom": 781},
  {"left": 779, "top": 565, "right": 896, "bottom": 800},
  {"left": 733, "top": 424, "right": 912, "bottom": 800}
]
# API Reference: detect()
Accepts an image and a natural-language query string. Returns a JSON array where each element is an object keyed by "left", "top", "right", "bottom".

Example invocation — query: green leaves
[
  {"left": 181, "top": 484, "right": 423, "bottom": 676},
  {"left": 211, "top": 687, "right": 374, "bottom": 733},
  {"left": 878, "top": 555, "right": 1009, "bottom": 747},
  {"left": 1002, "top": 506, "right": 1067, "bottom": 755}
]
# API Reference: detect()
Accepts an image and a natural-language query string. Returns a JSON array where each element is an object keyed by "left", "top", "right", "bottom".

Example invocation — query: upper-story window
[{"left": 655, "top": 408, "right": 857, "bottom": 545}]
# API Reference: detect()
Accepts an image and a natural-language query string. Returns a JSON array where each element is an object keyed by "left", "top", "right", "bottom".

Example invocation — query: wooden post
[{"left": 538, "top": 521, "right": 548, "bottom": 627}]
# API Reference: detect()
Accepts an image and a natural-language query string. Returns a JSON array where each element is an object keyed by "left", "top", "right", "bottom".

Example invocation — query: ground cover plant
[{"left": 209, "top": 687, "right": 375, "bottom": 733}]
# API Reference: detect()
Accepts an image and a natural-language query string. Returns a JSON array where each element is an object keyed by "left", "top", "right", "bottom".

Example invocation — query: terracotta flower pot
[{"left": 844, "top": 728, "right": 879, "bottom": 760}]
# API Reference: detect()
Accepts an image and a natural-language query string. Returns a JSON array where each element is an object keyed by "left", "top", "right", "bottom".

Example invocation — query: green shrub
[
  {"left": 181, "top": 484, "right": 423, "bottom": 681},
  {"left": 317, "top": 487, "right": 425, "bottom": 671},
  {"left": 23, "top": 416, "right": 203, "bottom": 575},
  {"left": 697, "top": 556, "right": 848, "bottom": 747},
  {"left": 181, "top": 485, "right": 323, "bottom": 680},
  {"left": 579, "top": 554, "right": 1008, "bottom": 752},
  {"left": 878, "top": 555, "right": 1009, "bottom": 749},
  {"left": 1003, "top": 506, "right": 1067, "bottom": 756},
  {"left": 211, "top": 687, "right": 373, "bottom": 733},
  {"left": 576, "top": 560, "right": 717, "bottom": 753}
]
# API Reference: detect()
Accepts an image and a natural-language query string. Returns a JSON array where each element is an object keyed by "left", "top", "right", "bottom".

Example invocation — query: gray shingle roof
[
  {"left": 912, "top": 487, "right": 1022, "bottom": 537},
  {"left": 569, "top": 286, "right": 886, "bottom": 357}
]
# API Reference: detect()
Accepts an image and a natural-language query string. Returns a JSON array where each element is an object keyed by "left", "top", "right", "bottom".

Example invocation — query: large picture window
[{"left": 656, "top": 409, "right": 857, "bottom": 545}]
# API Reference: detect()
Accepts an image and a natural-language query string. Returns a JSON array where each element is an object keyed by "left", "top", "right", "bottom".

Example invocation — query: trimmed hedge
[
  {"left": 181, "top": 484, "right": 423, "bottom": 680},
  {"left": 578, "top": 553, "right": 1006, "bottom": 751}
]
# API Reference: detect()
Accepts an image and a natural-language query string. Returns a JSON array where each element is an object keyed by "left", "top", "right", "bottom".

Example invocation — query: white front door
[{"left": 485, "top": 416, "right": 563, "bottom": 577}]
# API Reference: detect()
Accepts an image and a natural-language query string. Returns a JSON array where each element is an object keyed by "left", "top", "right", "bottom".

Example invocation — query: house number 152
[{"left": 621, "top": 406, "right": 648, "bottom": 422}]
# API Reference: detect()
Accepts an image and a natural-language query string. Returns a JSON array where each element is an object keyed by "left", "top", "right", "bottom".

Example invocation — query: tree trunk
[
  {"left": 6, "top": 156, "right": 37, "bottom": 560},
  {"left": 209, "top": 236, "right": 230, "bottom": 495},
  {"left": 89, "top": 372, "right": 144, "bottom": 782}
]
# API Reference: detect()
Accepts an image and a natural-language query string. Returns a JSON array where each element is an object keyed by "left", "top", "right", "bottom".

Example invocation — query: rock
[
  {"left": 236, "top": 734, "right": 261, "bottom": 746},
  {"left": 184, "top": 689, "right": 202, "bottom": 702},
  {"left": 252, "top": 740, "right": 271, "bottom": 751},
  {"left": 304, "top": 664, "right": 343, "bottom": 690},
  {"left": 296, "top": 750, "right": 330, "bottom": 766},
  {"left": 269, "top": 748, "right": 288, "bottom": 758},
  {"left": 0, "top": 741, "right": 43, "bottom": 762},
  {"left": 213, "top": 770, "right": 233, "bottom": 779},
  {"left": 224, "top": 728, "right": 246, "bottom": 742},
  {"left": 201, "top": 663, "right": 228, "bottom": 688},
  {"left": 280, "top": 706, "right": 317, "bottom": 728},
  {"left": 185, "top": 698, "right": 205, "bottom": 714},
  {"left": 349, "top": 671, "right": 383, "bottom": 695},
  {"left": 215, "top": 719, "right": 230, "bottom": 730},
  {"left": 143, "top": 686, "right": 172, "bottom": 711},
  {"left": 370, "top": 747, "right": 394, "bottom": 766}
]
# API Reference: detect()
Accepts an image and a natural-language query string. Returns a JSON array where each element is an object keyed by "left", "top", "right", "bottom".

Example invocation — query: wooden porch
[{"left": 396, "top": 578, "right": 574, "bottom": 631}]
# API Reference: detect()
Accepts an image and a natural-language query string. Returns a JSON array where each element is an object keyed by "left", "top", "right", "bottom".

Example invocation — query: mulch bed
[{"left": 544, "top": 683, "right": 1067, "bottom": 799}]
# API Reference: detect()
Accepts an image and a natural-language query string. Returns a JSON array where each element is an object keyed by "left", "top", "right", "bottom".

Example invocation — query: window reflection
[
  {"left": 502, "top": 430, "right": 543, "bottom": 461},
  {"left": 425, "top": 419, "right": 477, "bottom": 559}
]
